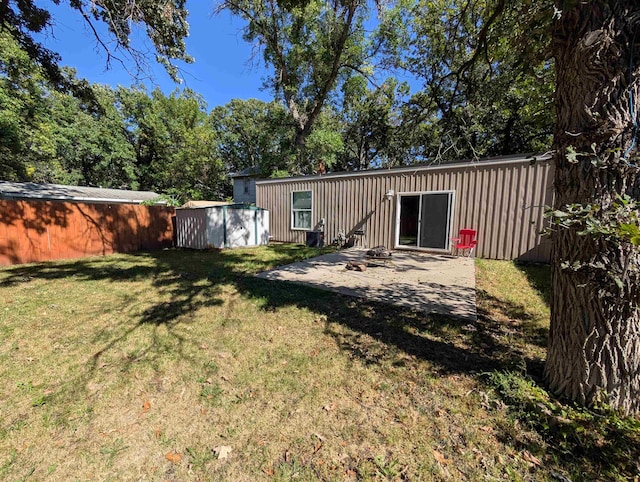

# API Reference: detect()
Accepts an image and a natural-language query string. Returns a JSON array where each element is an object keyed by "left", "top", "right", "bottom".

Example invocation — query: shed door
[{"left": 397, "top": 192, "right": 453, "bottom": 250}]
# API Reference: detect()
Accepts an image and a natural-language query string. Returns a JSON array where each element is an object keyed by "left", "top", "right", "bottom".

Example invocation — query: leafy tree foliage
[
  {"left": 1, "top": 32, "right": 226, "bottom": 201},
  {"left": 209, "top": 98, "right": 295, "bottom": 176},
  {"left": 0, "top": 30, "right": 53, "bottom": 180},
  {"left": 218, "top": 0, "right": 372, "bottom": 171},
  {"left": 45, "top": 83, "right": 138, "bottom": 188},
  {"left": 0, "top": 0, "right": 191, "bottom": 92},
  {"left": 338, "top": 76, "right": 404, "bottom": 170},
  {"left": 118, "top": 87, "right": 226, "bottom": 201},
  {"left": 380, "top": 0, "right": 554, "bottom": 162}
]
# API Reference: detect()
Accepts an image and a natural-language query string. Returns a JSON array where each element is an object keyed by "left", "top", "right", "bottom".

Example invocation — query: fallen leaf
[
  {"left": 165, "top": 452, "right": 182, "bottom": 464},
  {"left": 155, "top": 428, "right": 162, "bottom": 439},
  {"left": 522, "top": 450, "right": 542, "bottom": 467},
  {"left": 213, "top": 445, "right": 232, "bottom": 459},
  {"left": 142, "top": 400, "right": 151, "bottom": 413},
  {"left": 433, "top": 449, "right": 450, "bottom": 465},
  {"left": 323, "top": 403, "right": 336, "bottom": 412},
  {"left": 313, "top": 442, "right": 323, "bottom": 453},
  {"left": 345, "top": 469, "right": 357, "bottom": 478},
  {"left": 262, "top": 467, "right": 274, "bottom": 476},
  {"left": 284, "top": 450, "right": 291, "bottom": 463}
]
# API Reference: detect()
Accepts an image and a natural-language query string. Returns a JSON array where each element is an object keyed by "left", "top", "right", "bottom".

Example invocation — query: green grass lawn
[{"left": 0, "top": 245, "right": 638, "bottom": 481}]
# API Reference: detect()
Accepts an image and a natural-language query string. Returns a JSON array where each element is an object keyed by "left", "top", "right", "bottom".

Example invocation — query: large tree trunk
[{"left": 545, "top": 1, "right": 640, "bottom": 415}]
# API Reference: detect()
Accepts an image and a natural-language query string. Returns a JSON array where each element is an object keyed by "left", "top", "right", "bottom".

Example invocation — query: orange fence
[{"left": 0, "top": 200, "right": 175, "bottom": 266}]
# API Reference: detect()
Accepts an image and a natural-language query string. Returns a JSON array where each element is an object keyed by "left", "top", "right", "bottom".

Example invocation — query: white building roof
[{"left": 0, "top": 181, "right": 164, "bottom": 204}]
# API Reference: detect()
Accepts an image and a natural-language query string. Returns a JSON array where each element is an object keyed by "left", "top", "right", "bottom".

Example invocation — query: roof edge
[
  {"left": 0, "top": 193, "right": 167, "bottom": 205},
  {"left": 0, "top": 181, "right": 165, "bottom": 204},
  {"left": 256, "top": 152, "right": 552, "bottom": 185}
]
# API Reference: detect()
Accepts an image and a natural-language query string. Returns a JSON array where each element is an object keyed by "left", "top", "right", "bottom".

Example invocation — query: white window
[{"left": 291, "top": 190, "right": 312, "bottom": 230}]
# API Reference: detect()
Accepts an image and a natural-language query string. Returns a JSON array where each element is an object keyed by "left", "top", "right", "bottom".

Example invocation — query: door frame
[{"left": 394, "top": 190, "right": 455, "bottom": 252}]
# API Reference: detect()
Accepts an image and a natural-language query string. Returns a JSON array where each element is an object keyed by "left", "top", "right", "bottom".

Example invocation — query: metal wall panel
[
  {"left": 176, "top": 207, "right": 271, "bottom": 249},
  {"left": 256, "top": 158, "right": 553, "bottom": 261}
]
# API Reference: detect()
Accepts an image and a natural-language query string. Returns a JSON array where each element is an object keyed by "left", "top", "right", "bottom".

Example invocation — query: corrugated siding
[
  {"left": 0, "top": 200, "right": 174, "bottom": 266},
  {"left": 256, "top": 159, "right": 554, "bottom": 262},
  {"left": 176, "top": 209, "right": 208, "bottom": 249}
]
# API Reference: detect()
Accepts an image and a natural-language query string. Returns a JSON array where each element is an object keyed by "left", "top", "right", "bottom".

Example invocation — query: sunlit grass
[{"left": 0, "top": 246, "right": 637, "bottom": 480}]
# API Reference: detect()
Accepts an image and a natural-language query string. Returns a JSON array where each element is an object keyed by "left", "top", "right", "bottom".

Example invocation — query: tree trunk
[{"left": 545, "top": 1, "right": 640, "bottom": 415}]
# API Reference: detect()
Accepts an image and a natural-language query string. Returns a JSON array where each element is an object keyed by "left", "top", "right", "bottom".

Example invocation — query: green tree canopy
[
  {"left": 45, "top": 82, "right": 138, "bottom": 188},
  {"left": 209, "top": 98, "right": 295, "bottom": 177},
  {"left": 118, "top": 87, "right": 225, "bottom": 201},
  {"left": 380, "top": 0, "right": 554, "bottom": 162},
  {"left": 218, "top": 0, "right": 374, "bottom": 172},
  {"left": 0, "top": 0, "right": 192, "bottom": 93}
]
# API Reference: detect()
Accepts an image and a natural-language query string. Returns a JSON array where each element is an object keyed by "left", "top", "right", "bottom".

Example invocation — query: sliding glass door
[{"left": 396, "top": 191, "right": 453, "bottom": 250}]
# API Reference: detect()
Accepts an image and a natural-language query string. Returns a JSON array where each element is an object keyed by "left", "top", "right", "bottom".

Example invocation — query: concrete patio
[{"left": 256, "top": 249, "right": 476, "bottom": 321}]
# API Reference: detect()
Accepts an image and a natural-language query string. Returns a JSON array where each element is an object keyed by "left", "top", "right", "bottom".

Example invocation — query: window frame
[{"left": 291, "top": 190, "right": 313, "bottom": 231}]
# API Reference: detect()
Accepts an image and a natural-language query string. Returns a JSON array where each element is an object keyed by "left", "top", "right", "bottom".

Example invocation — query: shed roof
[
  {"left": 181, "top": 200, "right": 230, "bottom": 208},
  {"left": 0, "top": 181, "right": 164, "bottom": 204},
  {"left": 256, "top": 152, "right": 552, "bottom": 185},
  {"left": 176, "top": 203, "right": 266, "bottom": 211}
]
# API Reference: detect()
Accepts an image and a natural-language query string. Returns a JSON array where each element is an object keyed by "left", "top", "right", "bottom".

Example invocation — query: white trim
[
  {"left": 256, "top": 153, "right": 551, "bottom": 185},
  {"left": 394, "top": 190, "right": 455, "bottom": 252},
  {"left": 290, "top": 189, "right": 313, "bottom": 231}
]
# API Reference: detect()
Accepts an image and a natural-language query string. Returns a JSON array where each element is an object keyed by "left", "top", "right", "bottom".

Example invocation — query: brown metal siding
[
  {"left": 0, "top": 200, "right": 175, "bottom": 266},
  {"left": 256, "top": 159, "right": 553, "bottom": 262}
]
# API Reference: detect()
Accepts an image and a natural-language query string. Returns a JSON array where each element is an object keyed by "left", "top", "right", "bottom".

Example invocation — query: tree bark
[{"left": 545, "top": 1, "right": 640, "bottom": 415}]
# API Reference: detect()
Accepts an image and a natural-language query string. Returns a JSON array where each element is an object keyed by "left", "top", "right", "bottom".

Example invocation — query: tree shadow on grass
[
  {"left": 2, "top": 247, "right": 635, "bottom": 481},
  {"left": 0, "top": 249, "right": 230, "bottom": 425},
  {"left": 0, "top": 245, "right": 550, "bottom": 382},
  {"left": 233, "top": 254, "right": 637, "bottom": 481},
  {"left": 476, "top": 288, "right": 549, "bottom": 353},
  {"left": 488, "top": 370, "right": 640, "bottom": 481},
  {"left": 0, "top": 246, "right": 334, "bottom": 398},
  {"left": 237, "top": 274, "right": 542, "bottom": 376}
]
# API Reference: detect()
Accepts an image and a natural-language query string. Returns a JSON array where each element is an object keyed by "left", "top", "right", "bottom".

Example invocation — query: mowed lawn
[{"left": 0, "top": 245, "right": 638, "bottom": 481}]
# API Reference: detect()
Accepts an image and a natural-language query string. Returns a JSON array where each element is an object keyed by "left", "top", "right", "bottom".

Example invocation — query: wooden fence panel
[{"left": 0, "top": 200, "right": 174, "bottom": 265}]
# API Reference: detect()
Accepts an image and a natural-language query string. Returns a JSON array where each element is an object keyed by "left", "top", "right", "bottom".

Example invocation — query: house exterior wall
[
  {"left": 256, "top": 158, "right": 554, "bottom": 262},
  {"left": 232, "top": 177, "right": 257, "bottom": 204},
  {"left": 0, "top": 200, "right": 174, "bottom": 266}
]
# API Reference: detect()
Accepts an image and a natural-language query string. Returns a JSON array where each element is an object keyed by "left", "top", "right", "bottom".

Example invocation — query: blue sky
[{"left": 39, "top": 2, "right": 274, "bottom": 109}]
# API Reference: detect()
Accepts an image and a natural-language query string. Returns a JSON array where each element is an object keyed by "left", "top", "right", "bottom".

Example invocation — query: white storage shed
[{"left": 176, "top": 204, "right": 269, "bottom": 249}]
